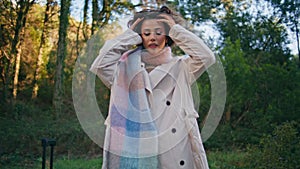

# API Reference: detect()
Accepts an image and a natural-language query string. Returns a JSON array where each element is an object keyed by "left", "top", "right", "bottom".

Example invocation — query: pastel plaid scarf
[{"left": 105, "top": 47, "right": 160, "bottom": 169}]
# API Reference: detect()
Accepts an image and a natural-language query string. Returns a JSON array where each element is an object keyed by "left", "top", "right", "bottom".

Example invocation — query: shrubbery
[
  {"left": 0, "top": 101, "right": 102, "bottom": 168},
  {"left": 245, "top": 121, "right": 300, "bottom": 169}
]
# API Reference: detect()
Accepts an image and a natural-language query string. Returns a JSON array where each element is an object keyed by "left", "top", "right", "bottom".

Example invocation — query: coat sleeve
[
  {"left": 169, "top": 24, "right": 216, "bottom": 82},
  {"left": 90, "top": 29, "right": 142, "bottom": 88}
]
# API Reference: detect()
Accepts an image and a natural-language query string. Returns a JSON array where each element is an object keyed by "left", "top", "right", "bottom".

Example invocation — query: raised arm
[
  {"left": 169, "top": 24, "right": 216, "bottom": 81},
  {"left": 90, "top": 29, "right": 142, "bottom": 88}
]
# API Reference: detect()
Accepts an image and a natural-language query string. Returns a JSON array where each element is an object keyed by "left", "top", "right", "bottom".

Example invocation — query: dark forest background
[{"left": 0, "top": 0, "right": 299, "bottom": 168}]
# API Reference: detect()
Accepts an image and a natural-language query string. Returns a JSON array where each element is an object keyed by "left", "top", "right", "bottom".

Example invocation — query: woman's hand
[
  {"left": 157, "top": 14, "right": 176, "bottom": 27},
  {"left": 130, "top": 17, "right": 144, "bottom": 30}
]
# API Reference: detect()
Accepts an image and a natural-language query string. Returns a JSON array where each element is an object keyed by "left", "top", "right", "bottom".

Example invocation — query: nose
[{"left": 150, "top": 33, "right": 156, "bottom": 41}]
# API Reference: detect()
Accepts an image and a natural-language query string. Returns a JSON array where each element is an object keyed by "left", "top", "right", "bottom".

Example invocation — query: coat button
[
  {"left": 171, "top": 128, "right": 176, "bottom": 133},
  {"left": 166, "top": 100, "right": 171, "bottom": 106},
  {"left": 180, "top": 160, "right": 185, "bottom": 166}
]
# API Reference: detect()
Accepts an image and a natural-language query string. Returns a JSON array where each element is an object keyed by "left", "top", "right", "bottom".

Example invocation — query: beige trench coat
[{"left": 90, "top": 24, "right": 215, "bottom": 169}]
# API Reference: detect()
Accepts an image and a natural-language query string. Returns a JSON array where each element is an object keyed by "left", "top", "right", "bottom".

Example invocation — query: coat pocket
[{"left": 183, "top": 109, "right": 209, "bottom": 169}]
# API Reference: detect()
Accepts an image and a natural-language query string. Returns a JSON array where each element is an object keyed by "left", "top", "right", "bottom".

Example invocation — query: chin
[{"left": 147, "top": 48, "right": 162, "bottom": 55}]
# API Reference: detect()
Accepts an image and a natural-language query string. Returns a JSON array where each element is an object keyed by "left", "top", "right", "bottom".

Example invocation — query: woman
[{"left": 90, "top": 6, "right": 215, "bottom": 169}]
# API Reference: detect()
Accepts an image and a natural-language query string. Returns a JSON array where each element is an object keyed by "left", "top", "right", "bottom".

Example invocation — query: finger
[
  {"left": 157, "top": 19, "right": 169, "bottom": 23},
  {"left": 130, "top": 17, "right": 144, "bottom": 30},
  {"left": 157, "top": 18, "right": 176, "bottom": 27},
  {"left": 158, "top": 13, "right": 172, "bottom": 20},
  {"left": 135, "top": 17, "right": 144, "bottom": 24},
  {"left": 158, "top": 14, "right": 175, "bottom": 25}
]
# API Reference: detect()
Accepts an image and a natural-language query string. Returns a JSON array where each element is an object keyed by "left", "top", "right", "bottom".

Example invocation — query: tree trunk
[
  {"left": 31, "top": 40, "right": 45, "bottom": 99},
  {"left": 295, "top": 22, "right": 300, "bottom": 67},
  {"left": 225, "top": 105, "right": 231, "bottom": 122},
  {"left": 53, "top": 0, "right": 71, "bottom": 116},
  {"left": 32, "top": 0, "right": 52, "bottom": 99},
  {"left": 12, "top": 40, "right": 22, "bottom": 99},
  {"left": 98, "top": 0, "right": 112, "bottom": 29},
  {"left": 91, "top": 0, "right": 99, "bottom": 35},
  {"left": 76, "top": 22, "right": 81, "bottom": 57},
  {"left": 82, "top": 0, "right": 89, "bottom": 40},
  {"left": 10, "top": 0, "right": 34, "bottom": 100},
  {"left": 3, "top": 51, "right": 13, "bottom": 104}
]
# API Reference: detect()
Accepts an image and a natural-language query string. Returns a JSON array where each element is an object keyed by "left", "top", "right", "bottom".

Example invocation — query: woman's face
[{"left": 141, "top": 19, "right": 167, "bottom": 55}]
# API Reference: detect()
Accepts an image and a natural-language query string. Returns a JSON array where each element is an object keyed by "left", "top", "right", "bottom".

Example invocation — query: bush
[
  {"left": 204, "top": 123, "right": 262, "bottom": 151},
  {"left": 0, "top": 101, "right": 102, "bottom": 168},
  {"left": 207, "top": 150, "right": 248, "bottom": 169},
  {"left": 245, "top": 121, "right": 300, "bottom": 169}
]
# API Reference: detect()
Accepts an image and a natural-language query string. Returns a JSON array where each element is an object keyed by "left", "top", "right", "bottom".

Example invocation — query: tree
[
  {"left": 0, "top": 0, "right": 35, "bottom": 105},
  {"left": 82, "top": 0, "right": 89, "bottom": 41},
  {"left": 219, "top": 38, "right": 253, "bottom": 125},
  {"left": 93, "top": 0, "right": 137, "bottom": 34},
  {"left": 170, "top": 0, "right": 219, "bottom": 24},
  {"left": 53, "top": 0, "right": 71, "bottom": 115},
  {"left": 264, "top": 0, "right": 300, "bottom": 65},
  {"left": 32, "top": 0, "right": 57, "bottom": 99},
  {"left": 12, "top": 0, "right": 35, "bottom": 100},
  {"left": 91, "top": 0, "right": 99, "bottom": 35},
  {"left": 0, "top": 0, "right": 14, "bottom": 103}
]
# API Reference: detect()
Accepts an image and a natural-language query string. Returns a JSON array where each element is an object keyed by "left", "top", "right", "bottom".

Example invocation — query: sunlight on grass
[
  {"left": 53, "top": 158, "right": 102, "bottom": 169},
  {"left": 23, "top": 157, "right": 103, "bottom": 169}
]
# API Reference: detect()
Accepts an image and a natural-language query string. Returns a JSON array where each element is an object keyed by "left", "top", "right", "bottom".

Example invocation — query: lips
[{"left": 148, "top": 44, "right": 158, "bottom": 48}]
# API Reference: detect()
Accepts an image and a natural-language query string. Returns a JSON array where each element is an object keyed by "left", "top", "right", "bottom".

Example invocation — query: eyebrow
[{"left": 142, "top": 28, "right": 163, "bottom": 32}]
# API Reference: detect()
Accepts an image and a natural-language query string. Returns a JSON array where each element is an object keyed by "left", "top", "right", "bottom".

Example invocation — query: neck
[{"left": 141, "top": 47, "right": 172, "bottom": 66}]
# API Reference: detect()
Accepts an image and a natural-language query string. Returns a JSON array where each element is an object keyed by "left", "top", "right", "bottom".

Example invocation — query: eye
[
  {"left": 155, "top": 28, "right": 163, "bottom": 35},
  {"left": 156, "top": 31, "right": 162, "bottom": 35},
  {"left": 143, "top": 32, "right": 150, "bottom": 36}
]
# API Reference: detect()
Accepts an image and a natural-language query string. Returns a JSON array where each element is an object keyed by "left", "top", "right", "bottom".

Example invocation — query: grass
[
  {"left": 1, "top": 157, "right": 103, "bottom": 169},
  {"left": 54, "top": 157, "right": 102, "bottom": 169},
  {"left": 1, "top": 150, "right": 249, "bottom": 169},
  {"left": 207, "top": 150, "right": 248, "bottom": 169}
]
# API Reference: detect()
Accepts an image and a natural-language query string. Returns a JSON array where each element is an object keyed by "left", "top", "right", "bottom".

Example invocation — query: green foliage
[
  {"left": 251, "top": 63, "right": 300, "bottom": 122},
  {"left": 0, "top": 101, "right": 102, "bottom": 168},
  {"left": 220, "top": 38, "right": 252, "bottom": 113},
  {"left": 245, "top": 121, "right": 300, "bottom": 169},
  {"left": 172, "top": 0, "right": 219, "bottom": 24},
  {"left": 207, "top": 150, "right": 248, "bottom": 169},
  {"left": 266, "top": 0, "right": 300, "bottom": 65}
]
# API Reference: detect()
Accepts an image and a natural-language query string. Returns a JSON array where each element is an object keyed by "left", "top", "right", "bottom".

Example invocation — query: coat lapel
[{"left": 149, "top": 58, "right": 179, "bottom": 89}]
